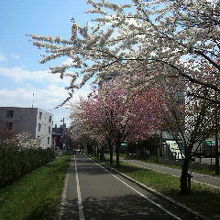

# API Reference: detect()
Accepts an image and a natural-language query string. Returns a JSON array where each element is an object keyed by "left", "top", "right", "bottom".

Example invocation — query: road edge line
[
  {"left": 59, "top": 157, "right": 71, "bottom": 220},
  {"left": 89, "top": 157, "right": 182, "bottom": 220},
  {"left": 90, "top": 157, "right": 210, "bottom": 220},
  {"left": 74, "top": 155, "right": 85, "bottom": 220}
]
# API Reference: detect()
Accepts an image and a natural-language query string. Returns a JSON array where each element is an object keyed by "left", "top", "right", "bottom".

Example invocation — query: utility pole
[
  {"left": 215, "top": 92, "right": 219, "bottom": 175},
  {"left": 32, "top": 93, "right": 35, "bottom": 108},
  {"left": 61, "top": 118, "right": 66, "bottom": 151}
]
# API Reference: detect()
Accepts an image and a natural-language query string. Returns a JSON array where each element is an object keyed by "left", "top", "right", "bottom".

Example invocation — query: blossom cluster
[{"left": 0, "top": 132, "right": 39, "bottom": 149}]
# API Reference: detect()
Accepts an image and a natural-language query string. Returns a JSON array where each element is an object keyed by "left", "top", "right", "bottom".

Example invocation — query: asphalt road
[{"left": 60, "top": 155, "right": 202, "bottom": 220}]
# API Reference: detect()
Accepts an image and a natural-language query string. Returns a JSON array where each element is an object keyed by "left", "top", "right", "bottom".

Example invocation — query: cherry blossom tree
[
  {"left": 29, "top": 0, "right": 220, "bottom": 106},
  {"left": 29, "top": 0, "right": 220, "bottom": 194},
  {"left": 156, "top": 77, "right": 219, "bottom": 194},
  {"left": 0, "top": 131, "right": 39, "bottom": 149},
  {"left": 70, "top": 97, "right": 108, "bottom": 159},
  {"left": 70, "top": 80, "right": 165, "bottom": 165},
  {"left": 124, "top": 71, "right": 219, "bottom": 194}
]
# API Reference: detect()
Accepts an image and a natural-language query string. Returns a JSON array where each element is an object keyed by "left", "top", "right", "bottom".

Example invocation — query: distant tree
[
  {"left": 0, "top": 131, "right": 39, "bottom": 149},
  {"left": 70, "top": 79, "right": 165, "bottom": 165}
]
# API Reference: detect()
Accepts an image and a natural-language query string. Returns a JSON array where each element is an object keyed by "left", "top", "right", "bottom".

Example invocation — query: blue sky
[{"left": 0, "top": 0, "right": 93, "bottom": 126}]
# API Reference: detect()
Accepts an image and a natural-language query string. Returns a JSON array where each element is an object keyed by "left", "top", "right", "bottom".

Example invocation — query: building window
[
  {"left": 48, "top": 126, "right": 51, "bottom": 133},
  {"left": 39, "top": 112, "right": 42, "bottom": 119},
  {"left": 6, "top": 110, "right": 14, "bottom": 118},
  {"left": 48, "top": 137, "right": 50, "bottom": 145},
  {"left": 6, "top": 122, "right": 13, "bottom": 130},
  {"left": 49, "top": 116, "right": 52, "bottom": 122},
  {"left": 38, "top": 123, "right": 41, "bottom": 132}
]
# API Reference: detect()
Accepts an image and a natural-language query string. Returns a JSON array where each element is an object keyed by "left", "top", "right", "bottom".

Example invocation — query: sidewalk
[{"left": 119, "top": 158, "right": 220, "bottom": 188}]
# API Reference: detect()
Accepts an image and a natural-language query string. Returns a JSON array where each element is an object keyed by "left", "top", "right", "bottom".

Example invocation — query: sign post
[{"left": 121, "top": 142, "right": 128, "bottom": 147}]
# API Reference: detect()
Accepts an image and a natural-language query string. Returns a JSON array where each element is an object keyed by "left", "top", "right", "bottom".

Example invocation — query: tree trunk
[
  {"left": 126, "top": 144, "right": 129, "bottom": 158},
  {"left": 100, "top": 146, "right": 104, "bottom": 160},
  {"left": 180, "top": 155, "right": 190, "bottom": 194},
  {"left": 116, "top": 142, "right": 120, "bottom": 166},
  {"left": 215, "top": 137, "right": 219, "bottom": 175},
  {"left": 95, "top": 146, "right": 98, "bottom": 157},
  {"left": 215, "top": 104, "right": 219, "bottom": 175},
  {"left": 109, "top": 144, "right": 113, "bottom": 165}
]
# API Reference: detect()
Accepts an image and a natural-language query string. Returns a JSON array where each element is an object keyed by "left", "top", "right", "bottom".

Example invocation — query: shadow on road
[{"left": 60, "top": 194, "right": 175, "bottom": 220}]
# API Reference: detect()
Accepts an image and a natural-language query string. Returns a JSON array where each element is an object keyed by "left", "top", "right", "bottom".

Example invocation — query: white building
[{"left": 0, "top": 107, "right": 53, "bottom": 148}]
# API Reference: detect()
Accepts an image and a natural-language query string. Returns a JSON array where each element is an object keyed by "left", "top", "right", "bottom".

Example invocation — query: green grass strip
[
  {"left": 120, "top": 153, "right": 216, "bottom": 176},
  {"left": 141, "top": 159, "right": 216, "bottom": 176},
  {"left": 0, "top": 155, "right": 71, "bottom": 220},
  {"left": 112, "top": 161, "right": 220, "bottom": 220}
]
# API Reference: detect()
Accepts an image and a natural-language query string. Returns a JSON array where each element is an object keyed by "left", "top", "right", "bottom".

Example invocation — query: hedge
[{"left": 0, "top": 144, "right": 55, "bottom": 187}]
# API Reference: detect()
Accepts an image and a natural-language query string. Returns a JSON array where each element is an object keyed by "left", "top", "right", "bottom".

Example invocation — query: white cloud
[
  {"left": 0, "top": 85, "right": 89, "bottom": 109},
  {"left": 0, "top": 52, "right": 20, "bottom": 62},
  {"left": 0, "top": 66, "right": 70, "bottom": 84},
  {"left": 0, "top": 62, "right": 92, "bottom": 126},
  {"left": 0, "top": 84, "right": 91, "bottom": 126},
  {"left": 10, "top": 53, "right": 20, "bottom": 59},
  {"left": 0, "top": 52, "right": 7, "bottom": 62}
]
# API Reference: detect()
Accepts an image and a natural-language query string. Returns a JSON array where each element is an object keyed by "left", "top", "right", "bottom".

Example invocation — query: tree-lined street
[
  {"left": 1, "top": 0, "right": 220, "bottom": 219},
  {"left": 60, "top": 155, "right": 202, "bottom": 220}
]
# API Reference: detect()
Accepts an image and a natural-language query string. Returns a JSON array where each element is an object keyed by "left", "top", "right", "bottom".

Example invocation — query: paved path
[
  {"left": 121, "top": 158, "right": 220, "bottom": 188},
  {"left": 60, "top": 155, "right": 201, "bottom": 220}
]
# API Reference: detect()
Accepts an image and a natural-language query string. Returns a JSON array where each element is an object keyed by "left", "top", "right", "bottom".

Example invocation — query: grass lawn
[
  {"left": 142, "top": 158, "right": 216, "bottom": 176},
  {"left": 0, "top": 155, "right": 71, "bottom": 220},
  {"left": 101, "top": 157, "right": 220, "bottom": 220}
]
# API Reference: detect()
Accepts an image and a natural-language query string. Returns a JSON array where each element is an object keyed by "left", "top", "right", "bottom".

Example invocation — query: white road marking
[
  {"left": 89, "top": 157, "right": 182, "bottom": 220},
  {"left": 74, "top": 155, "right": 85, "bottom": 220},
  {"left": 59, "top": 166, "right": 70, "bottom": 220}
]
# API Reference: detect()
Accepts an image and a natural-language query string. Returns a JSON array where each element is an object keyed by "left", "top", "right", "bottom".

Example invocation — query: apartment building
[{"left": 0, "top": 107, "right": 53, "bottom": 148}]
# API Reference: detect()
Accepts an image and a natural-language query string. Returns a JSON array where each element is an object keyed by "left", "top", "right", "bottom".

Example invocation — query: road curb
[{"left": 91, "top": 157, "right": 210, "bottom": 220}]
